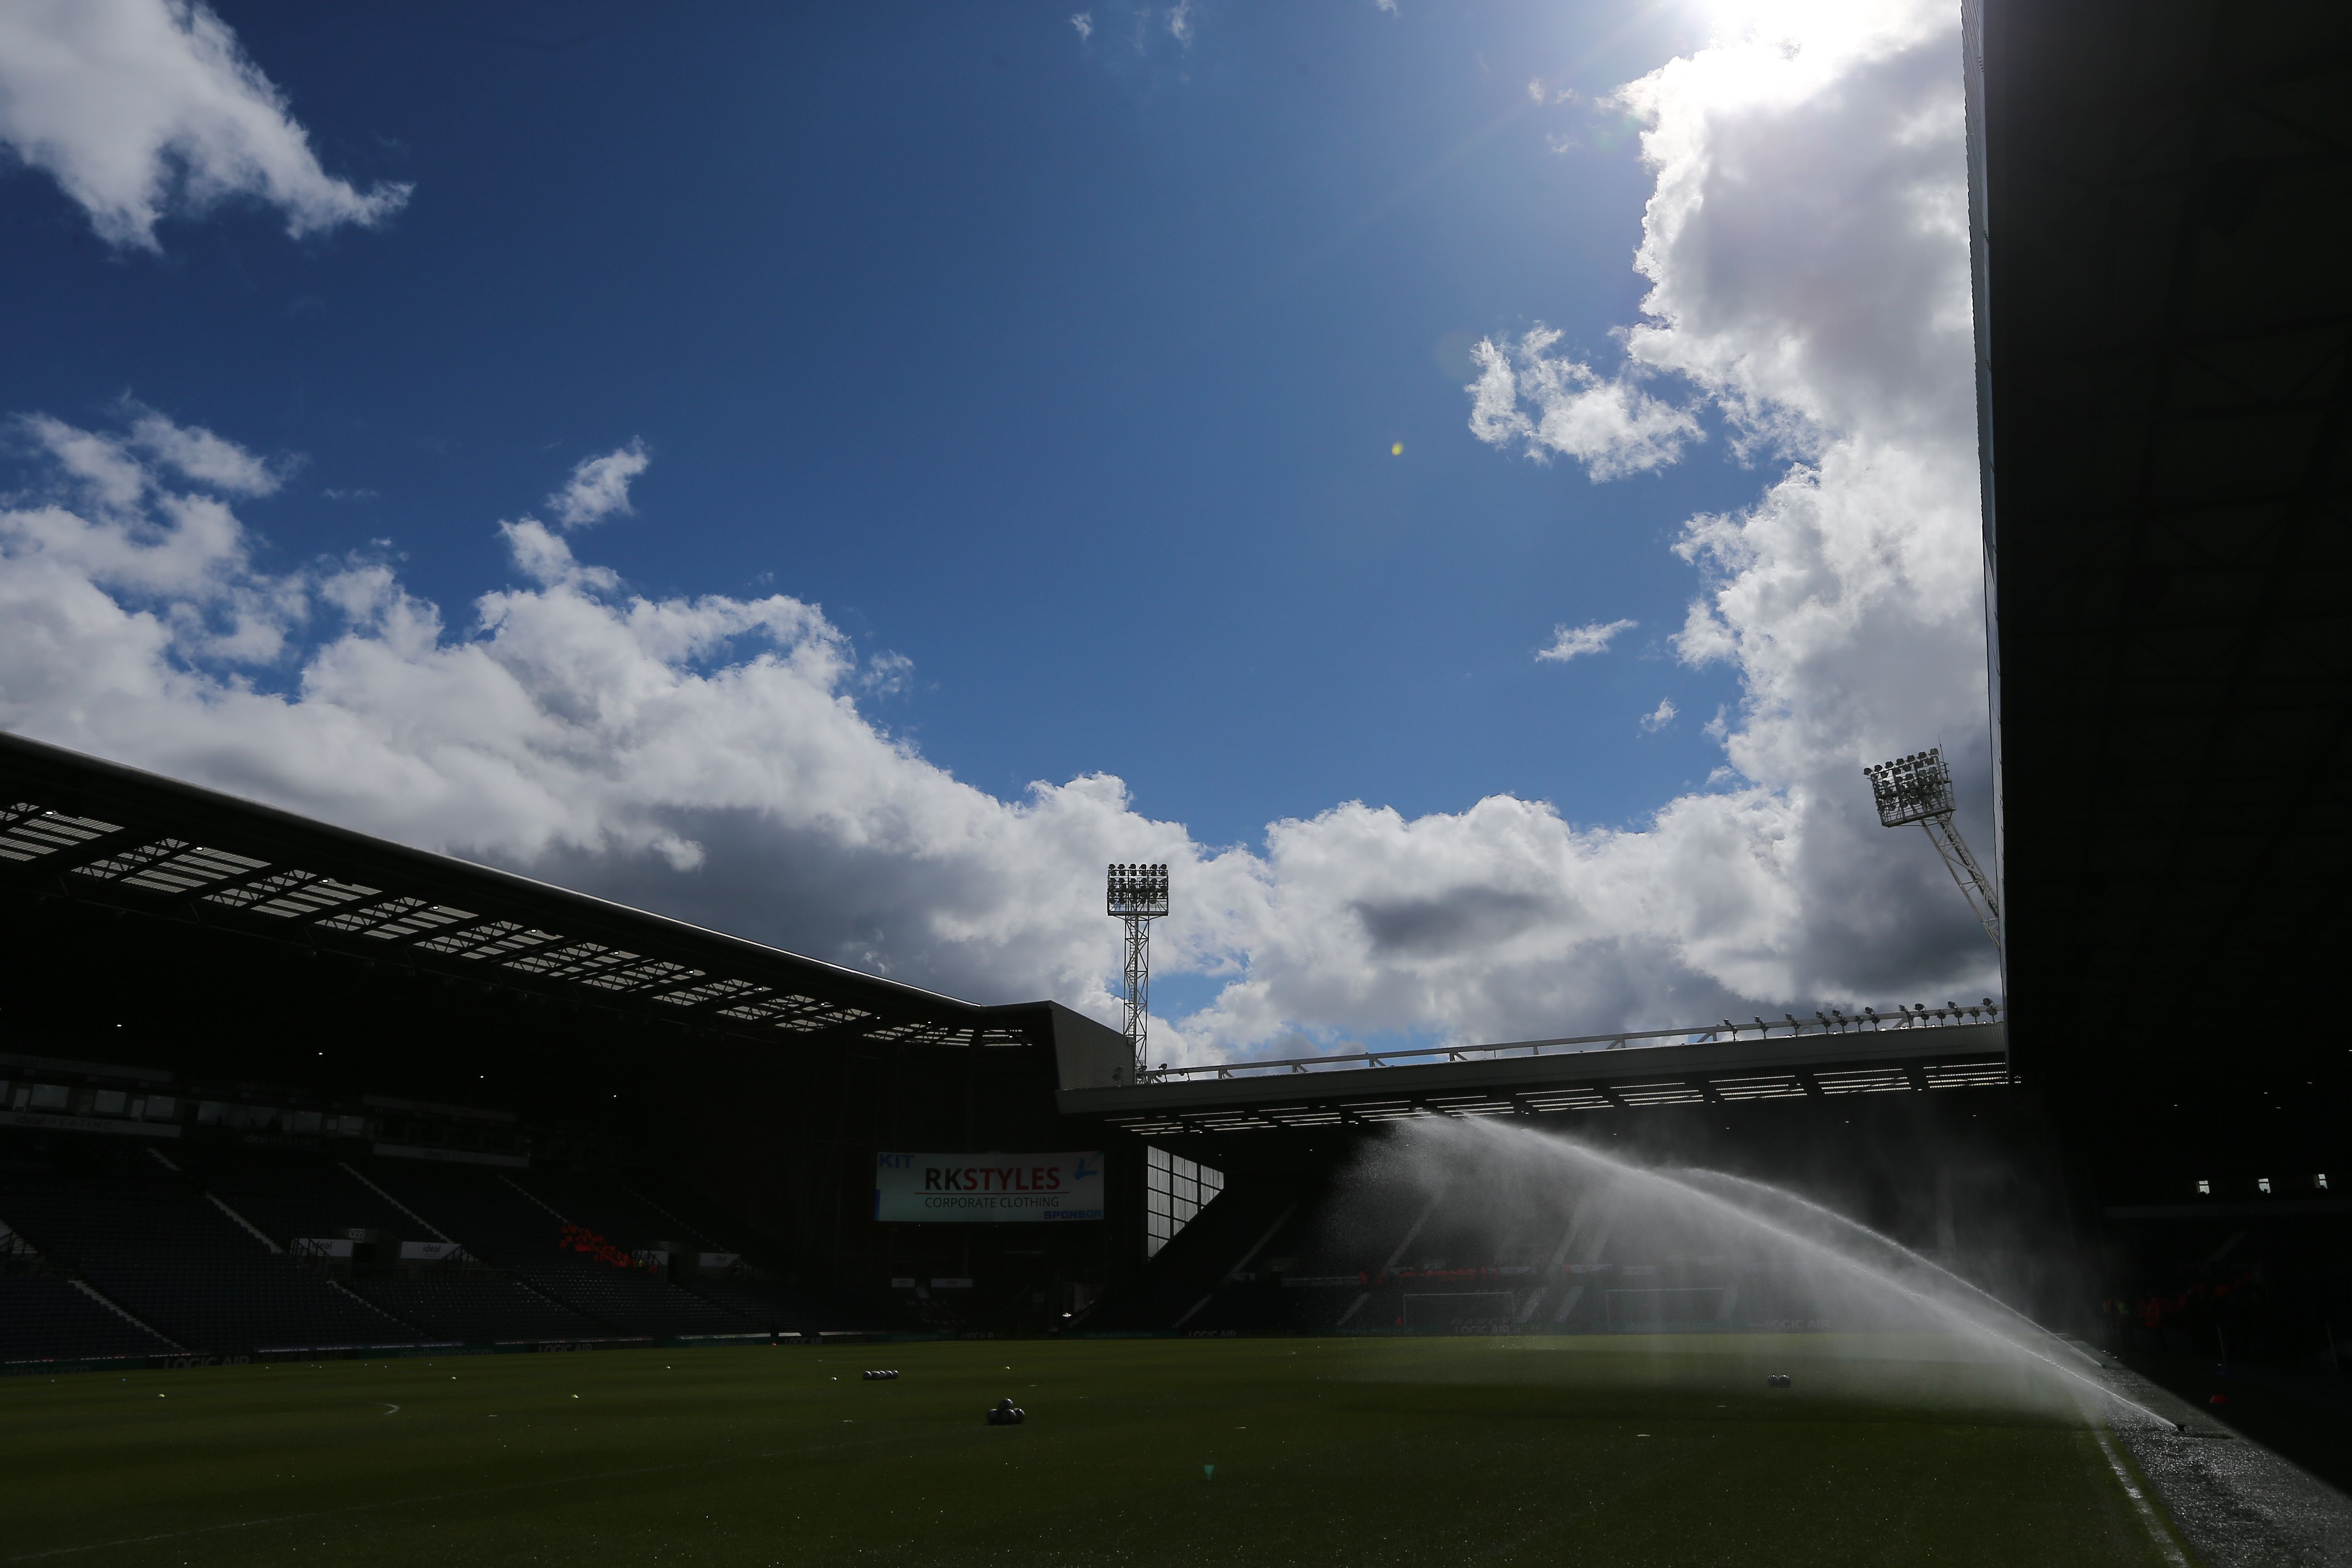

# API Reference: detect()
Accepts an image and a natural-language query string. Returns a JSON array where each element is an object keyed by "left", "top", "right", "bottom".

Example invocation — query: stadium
[{"left": 1, "top": 0, "right": 2347, "bottom": 1563}]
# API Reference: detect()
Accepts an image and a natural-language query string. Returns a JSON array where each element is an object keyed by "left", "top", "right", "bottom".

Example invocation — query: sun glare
[{"left": 1696, "top": 0, "right": 1901, "bottom": 56}]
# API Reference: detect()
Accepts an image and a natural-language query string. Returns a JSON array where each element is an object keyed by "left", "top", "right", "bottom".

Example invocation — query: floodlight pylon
[
  {"left": 1106, "top": 863, "right": 1171, "bottom": 1074},
  {"left": 1863, "top": 747, "right": 2002, "bottom": 952}
]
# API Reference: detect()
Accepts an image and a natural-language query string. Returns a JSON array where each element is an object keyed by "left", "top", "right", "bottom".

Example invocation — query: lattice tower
[
  {"left": 1863, "top": 747, "right": 2002, "bottom": 951},
  {"left": 1105, "top": 863, "right": 1170, "bottom": 1074}
]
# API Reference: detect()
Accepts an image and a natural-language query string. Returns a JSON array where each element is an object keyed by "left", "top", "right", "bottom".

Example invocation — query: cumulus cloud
[
  {"left": 1536, "top": 618, "right": 1635, "bottom": 663},
  {"left": 1613, "top": 3, "right": 1976, "bottom": 453},
  {"left": 1638, "top": 698, "right": 1676, "bottom": 734},
  {"left": 124, "top": 404, "right": 283, "bottom": 495},
  {"left": 547, "top": 440, "right": 650, "bottom": 529},
  {"left": 0, "top": 0, "right": 1999, "bottom": 1063},
  {"left": 0, "top": 0, "right": 411, "bottom": 249},
  {"left": 1466, "top": 327, "right": 1700, "bottom": 480},
  {"left": 1475, "top": 0, "right": 1997, "bottom": 1003}
]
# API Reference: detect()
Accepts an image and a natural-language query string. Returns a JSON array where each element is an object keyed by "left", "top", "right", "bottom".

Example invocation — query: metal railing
[{"left": 1134, "top": 1000, "right": 2003, "bottom": 1085}]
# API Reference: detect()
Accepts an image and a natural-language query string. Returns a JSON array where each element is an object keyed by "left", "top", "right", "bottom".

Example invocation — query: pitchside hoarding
[{"left": 874, "top": 1151, "right": 1105, "bottom": 1223}]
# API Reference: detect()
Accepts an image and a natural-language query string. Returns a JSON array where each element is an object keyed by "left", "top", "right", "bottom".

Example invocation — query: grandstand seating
[
  {"left": 352, "top": 1159, "right": 761, "bottom": 1339},
  {"left": 0, "top": 1276, "right": 175, "bottom": 1362},
  {"left": 504, "top": 1169, "right": 841, "bottom": 1334},
  {"left": 170, "top": 1147, "right": 419, "bottom": 1248},
  {"left": 341, "top": 1274, "right": 598, "bottom": 1343},
  {"left": 682, "top": 1273, "right": 837, "bottom": 1336},
  {"left": 510, "top": 1256, "right": 752, "bottom": 1338},
  {"left": 0, "top": 1132, "right": 856, "bottom": 1364},
  {"left": 0, "top": 1140, "right": 417, "bottom": 1354},
  {"left": 1118, "top": 1161, "right": 1879, "bottom": 1338}
]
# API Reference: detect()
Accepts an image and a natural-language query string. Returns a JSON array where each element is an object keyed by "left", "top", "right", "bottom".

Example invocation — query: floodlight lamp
[
  {"left": 1863, "top": 745, "right": 1957, "bottom": 827},
  {"left": 1105, "top": 861, "right": 1171, "bottom": 918}
]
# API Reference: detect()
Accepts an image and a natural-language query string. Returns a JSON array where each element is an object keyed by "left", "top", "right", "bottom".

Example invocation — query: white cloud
[
  {"left": 1069, "top": 12, "right": 1093, "bottom": 42},
  {"left": 18, "top": 406, "right": 282, "bottom": 507},
  {"left": 1167, "top": 0, "right": 1195, "bottom": 46},
  {"left": 1639, "top": 698, "right": 1676, "bottom": 733},
  {"left": 1536, "top": 618, "right": 1636, "bottom": 663},
  {"left": 0, "top": 0, "right": 411, "bottom": 249},
  {"left": 1462, "top": 0, "right": 1998, "bottom": 1001},
  {"left": 1612, "top": 1, "right": 1974, "bottom": 453},
  {"left": 0, "top": 0, "right": 2000, "bottom": 1066},
  {"left": 125, "top": 405, "right": 282, "bottom": 495},
  {"left": 548, "top": 441, "right": 650, "bottom": 530},
  {"left": 1466, "top": 327, "right": 1701, "bottom": 480}
]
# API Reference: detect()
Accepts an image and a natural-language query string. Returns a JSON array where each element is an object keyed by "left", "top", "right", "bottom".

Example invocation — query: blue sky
[
  {"left": 0, "top": 0, "right": 2002, "bottom": 1054},
  {"left": 0, "top": 0, "right": 1766, "bottom": 841}
]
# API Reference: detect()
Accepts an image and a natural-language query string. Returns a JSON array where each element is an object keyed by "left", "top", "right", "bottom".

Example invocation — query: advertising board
[{"left": 874, "top": 1151, "right": 1105, "bottom": 1223}]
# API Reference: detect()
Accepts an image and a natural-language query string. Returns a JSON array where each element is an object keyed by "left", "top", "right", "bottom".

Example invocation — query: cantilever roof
[
  {"left": 1064, "top": 1019, "right": 2010, "bottom": 1135},
  {"left": 0, "top": 730, "right": 1037, "bottom": 1052}
]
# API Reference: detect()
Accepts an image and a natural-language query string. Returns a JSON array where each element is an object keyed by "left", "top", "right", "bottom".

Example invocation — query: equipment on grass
[
  {"left": 1767, "top": 1374, "right": 1792, "bottom": 1389},
  {"left": 985, "top": 1397, "right": 1026, "bottom": 1426},
  {"left": 862, "top": 1369, "right": 900, "bottom": 1380}
]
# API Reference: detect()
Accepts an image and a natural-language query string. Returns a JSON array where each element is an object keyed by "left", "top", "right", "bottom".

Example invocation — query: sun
[{"left": 1697, "top": 0, "right": 1868, "bottom": 39}]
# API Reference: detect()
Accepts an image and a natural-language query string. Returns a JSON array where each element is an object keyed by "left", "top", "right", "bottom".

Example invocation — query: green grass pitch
[{"left": 2, "top": 1335, "right": 2184, "bottom": 1566}]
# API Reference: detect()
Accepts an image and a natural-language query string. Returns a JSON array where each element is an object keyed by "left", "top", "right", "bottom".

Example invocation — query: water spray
[
  {"left": 1386, "top": 1120, "right": 2189, "bottom": 1434},
  {"left": 1678, "top": 1167, "right": 2194, "bottom": 1435}
]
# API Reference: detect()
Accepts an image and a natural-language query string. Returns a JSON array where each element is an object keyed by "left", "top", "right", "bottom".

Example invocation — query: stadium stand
[
  {"left": 0, "top": 1115, "right": 873, "bottom": 1362},
  {"left": 0, "top": 732, "right": 1123, "bottom": 1359},
  {"left": 352, "top": 1159, "right": 760, "bottom": 1339},
  {"left": 1087, "top": 1178, "right": 1297, "bottom": 1332},
  {"left": 512, "top": 1169, "right": 843, "bottom": 1335},
  {"left": 169, "top": 1146, "right": 421, "bottom": 1249},
  {"left": 0, "top": 1137, "right": 417, "bottom": 1355},
  {"left": 0, "top": 1277, "right": 177, "bottom": 1363},
  {"left": 342, "top": 1273, "right": 601, "bottom": 1344},
  {"left": 679, "top": 1272, "right": 834, "bottom": 1336}
]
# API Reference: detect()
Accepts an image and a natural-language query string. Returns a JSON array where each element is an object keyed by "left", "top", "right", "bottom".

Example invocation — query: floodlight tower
[
  {"left": 1863, "top": 747, "right": 2002, "bottom": 952},
  {"left": 1106, "top": 863, "right": 1171, "bottom": 1075}
]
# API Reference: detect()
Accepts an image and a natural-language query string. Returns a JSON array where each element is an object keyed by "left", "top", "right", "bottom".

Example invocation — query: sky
[{"left": 0, "top": 0, "right": 2000, "bottom": 1060}]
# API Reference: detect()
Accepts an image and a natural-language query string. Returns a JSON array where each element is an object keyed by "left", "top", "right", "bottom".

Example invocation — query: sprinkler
[{"left": 986, "top": 1397, "right": 1026, "bottom": 1426}]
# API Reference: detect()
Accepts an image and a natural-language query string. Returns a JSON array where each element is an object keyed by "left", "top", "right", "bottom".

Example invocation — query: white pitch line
[{"left": 2091, "top": 1425, "right": 2189, "bottom": 1568}]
